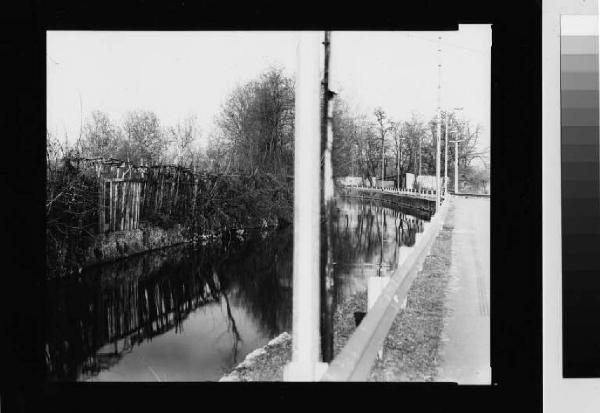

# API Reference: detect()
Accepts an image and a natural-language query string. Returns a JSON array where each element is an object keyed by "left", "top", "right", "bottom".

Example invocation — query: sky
[{"left": 47, "top": 27, "right": 491, "bottom": 157}]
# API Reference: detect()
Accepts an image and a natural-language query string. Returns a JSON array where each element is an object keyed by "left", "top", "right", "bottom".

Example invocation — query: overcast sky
[{"left": 47, "top": 27, "right": 491, "bottom": 155}]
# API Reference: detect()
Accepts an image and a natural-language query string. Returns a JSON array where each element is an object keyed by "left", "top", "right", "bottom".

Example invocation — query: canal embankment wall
[
  {"left": 83, "top": 223, "right": 191, "bottom": 268},
  {"left": 337, "top": 186, "right": 437, "bottom": 218}
]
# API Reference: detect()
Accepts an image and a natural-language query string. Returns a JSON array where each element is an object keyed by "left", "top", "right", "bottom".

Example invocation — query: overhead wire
[{"left": 396, "top": 32, "right": 487, "bottom": 55}]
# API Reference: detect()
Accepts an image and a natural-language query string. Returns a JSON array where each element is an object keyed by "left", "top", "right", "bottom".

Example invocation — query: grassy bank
[{"left": 368, "top": 215, "right": 453, "bottom": 381}]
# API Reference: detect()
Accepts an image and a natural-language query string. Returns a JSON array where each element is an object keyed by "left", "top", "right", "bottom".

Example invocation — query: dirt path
[{"left": 436, "top": 196, "right": 491, "bottom": 384}]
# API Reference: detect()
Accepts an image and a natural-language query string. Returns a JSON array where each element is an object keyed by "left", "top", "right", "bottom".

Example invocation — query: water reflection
[
  {"left": 331, "top": 197, "right": 429, "bottom": 302},
  {"left": 45, "top": 229, "right": 293, "bottom": 381},
  {"left": 45, "top": 197, "right": 429, "bottom": 381}
]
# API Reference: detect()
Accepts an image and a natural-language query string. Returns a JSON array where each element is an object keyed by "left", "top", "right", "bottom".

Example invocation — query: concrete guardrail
[{"left": 321, "top": 193, "right": 452, "bottom": 381}]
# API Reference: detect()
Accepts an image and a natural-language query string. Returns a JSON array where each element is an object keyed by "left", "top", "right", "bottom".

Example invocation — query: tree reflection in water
[
  {"left": 45, "top": 197, "right": 428, "bottom": 381},
  {"left": 45, "top": 228, "right": 293, "bottom": 381},
  {"left": 321, "top": 197, "right": 429, "bottom": 362},
  {"left": 330, "top": 197, "right": 429, "bottom": 303}
]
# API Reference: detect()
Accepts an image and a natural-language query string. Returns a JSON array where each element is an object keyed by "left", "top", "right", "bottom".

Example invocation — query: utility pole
[
  {"left": 450, "top": 107, "right": 464, "bottom": 194},
  {"left": 381, "top": 122, "right": 385, "bottom": 187},
  {"left": 444, "top": 112, "right": 448, "bottom": 196},
  {"left": 418, "top": 133, "right": 422, "bottom": 176},
  {"left": 321, "top": 30, "right": 336, "bottom": 364},
  {"left": 283, "top": 31, "right": 327, "bottom": 381},
  {"left": 454, "top": 139, "right": 459, "bottom": 193},
  {"left": 397, "top": 124, "right": 402, "bottom": 189},
  {"left": 435, "top": 36, "right": 442, "bottom": 210},
  {"left": 449, "top": 136, "right": 463, "bottom": 194},
  {"left": 322, "top": 30, "right": 334, "bottom": 201}
]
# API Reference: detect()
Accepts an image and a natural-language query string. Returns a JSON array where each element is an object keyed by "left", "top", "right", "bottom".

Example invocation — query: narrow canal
[{"left": 45, "top": 196, "right": 431, "bottom": 381}]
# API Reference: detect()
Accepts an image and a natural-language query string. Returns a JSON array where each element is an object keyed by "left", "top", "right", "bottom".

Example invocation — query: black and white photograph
[
  {"left": 4, "top": 0, "right": 555, "bottom": 411},
  {"left": 44, "top": 28, "right": 491, "bottom": 383}
]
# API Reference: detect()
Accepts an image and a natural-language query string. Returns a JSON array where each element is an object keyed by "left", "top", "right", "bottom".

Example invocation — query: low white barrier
[{"left": 344, "top": 184, "right": 444, "bottom": 201}]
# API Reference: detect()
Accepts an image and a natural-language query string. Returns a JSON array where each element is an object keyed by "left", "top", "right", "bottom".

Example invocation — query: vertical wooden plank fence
[{"left": 99, "top": 178, "right": 143, "bottom": 234}]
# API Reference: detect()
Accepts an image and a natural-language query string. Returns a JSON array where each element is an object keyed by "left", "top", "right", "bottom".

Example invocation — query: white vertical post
[
  {"left": 444, "top": 113, "right": 448, "bottom": 197},
  {"left": 436, "top": 109, "right": 441, "bottom": 210},
  {"left": 436, "top": 36, "right": 442, "bottom": 210},
  {"left": 284, "top": 31, "right": 328, "bottom": 382},
  {"left": 450, "top": 107, "right": 464, "bottom": 195},
  {"left": 455, "top": 140, "right": 459, "bottom": 194}
]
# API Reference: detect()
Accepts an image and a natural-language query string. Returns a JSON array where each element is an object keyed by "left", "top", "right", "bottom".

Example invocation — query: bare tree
[
  {"left": 166, "top": 115, "right": 201, "bottom": 166},
  {"left": 401, "top": 114, "right": 429, "bottom": 176},
  {"left": 389, "top": 121, "right": 404, "bottom": 187},
  {"left": 214, "top": 67, "right": 295, "bottom": 177},
  {"left": 332, "top": 98, "right": 361, "bottom": 177},
  {"left": 373, "top": 107, "right": 392, "bottom": 183},
  {"left": 80, "top": 111, "right": 121, "bottom": 159},
  {"left": 332, "top": 101, "right": 394, "bottom": 186},
  {"left": 122, "top": 110, "right": 167, "bottom": 165}
]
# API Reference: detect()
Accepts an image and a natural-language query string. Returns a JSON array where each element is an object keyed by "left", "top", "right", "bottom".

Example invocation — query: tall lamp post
[
  {"left": 443, "top": 112, "right": 448, "bottom": 197},
  {"left": 449, "top": 107, "right": 464, "bottom": 194},
  {"left": 435, "top": 37, "right": 442, "bottom": 210},
  {"left": 452, "top": 138, "right": 462, "bottom": 193},
  {"left": 397, "top": 124, "right": 403, "bottom": 190}
]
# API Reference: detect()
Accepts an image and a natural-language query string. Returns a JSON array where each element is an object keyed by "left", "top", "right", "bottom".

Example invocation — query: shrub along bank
[{"left": 46, "top": 158, "right": 293, "bottom": 278}]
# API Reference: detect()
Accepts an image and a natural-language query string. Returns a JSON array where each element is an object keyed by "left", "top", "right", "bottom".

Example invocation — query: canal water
[{"left": 45, "top": 196, "right": 430, "bottom": 381}]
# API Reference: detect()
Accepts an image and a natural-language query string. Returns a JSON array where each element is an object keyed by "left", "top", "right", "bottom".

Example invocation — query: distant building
[
  {"left": 391, "top": 174, "right": 448, "bottom": 192},
  {"left": 336, "top": 176, "right": 397, "bottom": 188},
  {"left": 405, "top": 173, "right": 415, "bottom": 189},
  {"left": 336, "top": 176, "right": 363, "bottom": 186}
]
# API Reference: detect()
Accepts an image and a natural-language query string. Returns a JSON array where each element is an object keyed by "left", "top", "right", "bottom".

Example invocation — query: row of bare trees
[
  {"left": 48, "top": 110, "right": 209, "bottom": 169},
  {"left": 49, "top": 65, "right": 488, "bottom": 192},
  {"left": 46, "top": 67, "right": 295, "bottom": 178},
  {"left": 331, "top": 97, "right": 490, "bottom": 190}
]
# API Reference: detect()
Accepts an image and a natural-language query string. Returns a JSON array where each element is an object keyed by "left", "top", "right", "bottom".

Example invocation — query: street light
[
  {"left": 444, "top": 107, "right": 464, "bottom": 194},
  {"left": 449, "top": 107, "right": 464, "bottom": 194},
  {"left": 443, "top": 112, "right": 448, "bottom": 196},
  {"left": 435, "top": 37, "right": 442, "bottom": 210}
]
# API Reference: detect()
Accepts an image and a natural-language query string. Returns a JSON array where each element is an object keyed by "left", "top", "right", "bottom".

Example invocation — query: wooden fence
[
  {"left": 52, "top": 157, "right": 291, "bottom": 236},
  {"left": 99, "top": 179, "right": 143, "bottom": 233}
]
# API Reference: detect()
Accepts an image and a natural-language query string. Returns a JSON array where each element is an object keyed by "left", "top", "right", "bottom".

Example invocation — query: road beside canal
[
  {"left": 217, "top": 196, "right": 491, "bottom": 382},
  {"left": 436, "top": 196, "right": 490, "bottom": 384}
]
